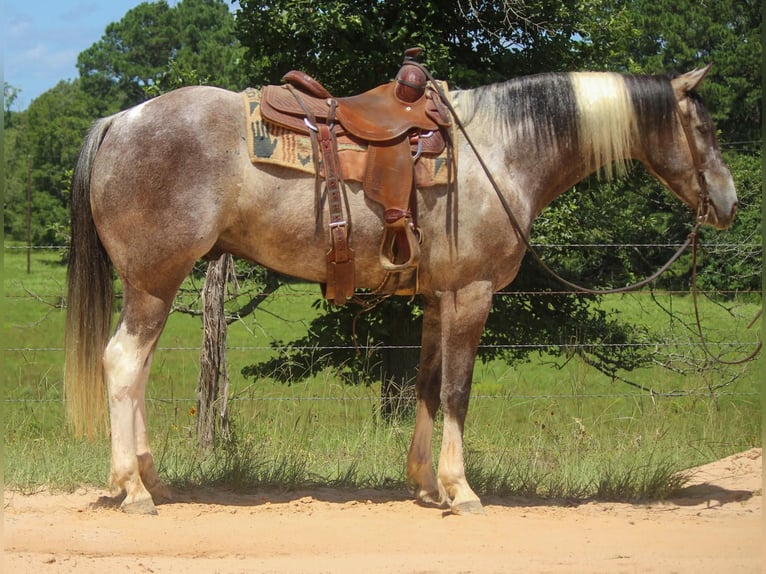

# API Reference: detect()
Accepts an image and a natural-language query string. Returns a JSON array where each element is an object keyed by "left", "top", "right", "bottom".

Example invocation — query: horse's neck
[
  {"left": 465, "top": 130, "right": 608, "bottom": 221},
  {"left": 455, "top": 75, "right": 642, "bottom": 217}
]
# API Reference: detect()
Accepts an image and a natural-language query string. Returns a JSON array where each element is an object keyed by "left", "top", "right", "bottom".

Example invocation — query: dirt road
[{"left": 4, "top": 448, "right": 762, "bottom": 573}]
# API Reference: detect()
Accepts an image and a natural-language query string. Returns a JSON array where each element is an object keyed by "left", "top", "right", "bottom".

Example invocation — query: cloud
[
  {"left": 4, "top": 6, "right": 34, "bottom": 42},
  {"left": 4, "top": 1, "right": 165, "bottom": 107},
  {"left": 17, "top": 44, "right": 80, "bottom": 76}
]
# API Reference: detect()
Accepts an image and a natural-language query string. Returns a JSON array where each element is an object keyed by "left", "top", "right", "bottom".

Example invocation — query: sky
[
  {"left": 3, "top": 0, "right": 238, "bottom": 111},
  {"left": 4, "top": 0, "right": 148, "bottom": 110}
]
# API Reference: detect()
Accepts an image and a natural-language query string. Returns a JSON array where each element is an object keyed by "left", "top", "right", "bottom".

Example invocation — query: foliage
[
  {"left": 242, "top": 296, "right": 423, "bottom": 387},
  {"left": 577, "top": 0, "right": 761, "bottom": 143},
  {"left": 77, "top": 0, "right": 247, "bottom": 112},
  {"left": 237, "top": 0, "right": 761, "bottom": 391},
  {"left": 4, "top": 81, "right": 94, "bottom": 245},
  {"left": 4, "top": 0, "right": 247, "bottom": 245},
  {"left": 4, "top": 82, "right": 22, "bottom": 126},
  {"left": 236, "top": 0, "right": 590, "bottom": 92},
  {"left": 4, "top": 0, "right": 759, "bottom": 396},
  {"left": 694, "top": 152, "right": 762, "bottom": 293}
]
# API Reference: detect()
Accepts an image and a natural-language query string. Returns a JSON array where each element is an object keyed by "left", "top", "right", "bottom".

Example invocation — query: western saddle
[{"left": 259, "top": 48, "right": 452, "bottom": 304}]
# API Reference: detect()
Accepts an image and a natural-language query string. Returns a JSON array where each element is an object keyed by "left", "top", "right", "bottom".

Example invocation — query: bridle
[
  {"left": 674, "top": 96, "right": 712, "bottom": 226},
  {"left": 674, "top": 97, "right": 761, "bottom": 363}
]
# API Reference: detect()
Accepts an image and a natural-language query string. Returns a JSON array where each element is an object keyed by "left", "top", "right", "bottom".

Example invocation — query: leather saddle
[{"left": 259, "top": 49, "right": 452, "bottom": 304}]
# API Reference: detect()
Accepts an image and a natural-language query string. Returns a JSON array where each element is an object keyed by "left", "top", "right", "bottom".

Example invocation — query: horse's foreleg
[
  {"left": 406, "top": 298, "right": 443, "bottom": 506},
  {"left": 436, "top": 282, "right": 493, "bottom": 515}
]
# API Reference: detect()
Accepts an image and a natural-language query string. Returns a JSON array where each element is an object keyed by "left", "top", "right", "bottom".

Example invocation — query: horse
[{"left": 65, "top": 65, "right": 736, "bottom": 515}]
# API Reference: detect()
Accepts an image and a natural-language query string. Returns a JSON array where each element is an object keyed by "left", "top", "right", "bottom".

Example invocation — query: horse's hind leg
[
  {"left": 135, "top": 357, "right": 172, "bottom": 503},
  {"left": 104, "top": 287, "right": 174, "bottom": 514}
]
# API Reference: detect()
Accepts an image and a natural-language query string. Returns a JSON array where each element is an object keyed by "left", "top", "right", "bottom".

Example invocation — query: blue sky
[
  {"left": 4, "top": 0, "right": 148, "bottom": 110},
  {"left": 4, "top": 0, "right": 238, "bottom": 111}
]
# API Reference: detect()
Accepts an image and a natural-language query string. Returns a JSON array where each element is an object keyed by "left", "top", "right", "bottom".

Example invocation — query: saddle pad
[{"left": 242, "top": 88, "right": 454, "bottom": 187}]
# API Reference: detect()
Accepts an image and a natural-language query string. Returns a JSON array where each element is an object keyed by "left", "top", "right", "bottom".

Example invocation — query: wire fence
[{"left": 4, "top": 244, "right": 762, "bottom": 405}]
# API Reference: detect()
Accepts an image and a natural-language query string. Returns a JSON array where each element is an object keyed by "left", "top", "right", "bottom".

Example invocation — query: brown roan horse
[{"left": 65, "top": 65, "right": 736, "bottom": 515}]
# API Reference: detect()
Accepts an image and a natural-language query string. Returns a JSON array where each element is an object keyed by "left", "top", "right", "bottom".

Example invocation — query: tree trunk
[{"left": 197, "top": 254, "right": 231, "bottom": 449}]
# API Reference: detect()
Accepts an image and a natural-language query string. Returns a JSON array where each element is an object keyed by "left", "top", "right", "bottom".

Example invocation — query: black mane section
[
  {"left": 470, "top": 73, "right": 579, "bottom": 151},
  {"left": 622, "top": 74, "right": 678, "bottom": 144}
]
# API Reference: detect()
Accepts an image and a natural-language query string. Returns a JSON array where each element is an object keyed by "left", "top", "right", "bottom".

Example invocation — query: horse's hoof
[
  {"left": 121, "top": 497, "right": 159, "bottom": 515},
  {"left": 451, "top": 500, "right": 486, "bottom": 515},
  {"left": 415, "top": 491, "right": 447, "bottom": 508}
]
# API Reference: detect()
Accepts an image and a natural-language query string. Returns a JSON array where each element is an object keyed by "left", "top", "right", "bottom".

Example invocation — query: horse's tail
[{"left": 64, "top": 117, "right": 116, "bottom": 439}]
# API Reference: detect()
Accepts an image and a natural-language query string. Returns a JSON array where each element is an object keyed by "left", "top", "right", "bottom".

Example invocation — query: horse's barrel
[{"left": 395, "top": 63, "right": 427, "bottom": 103}]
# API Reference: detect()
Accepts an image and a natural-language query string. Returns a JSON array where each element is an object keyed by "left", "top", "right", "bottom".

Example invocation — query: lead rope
[{"left": 689, "top": 232, "right": 762, "bottom": 364}]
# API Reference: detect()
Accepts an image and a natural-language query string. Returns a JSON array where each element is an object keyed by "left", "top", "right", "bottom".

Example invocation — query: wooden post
[{"left": 197, "top": 254, "right": 231, "bottom": 449}]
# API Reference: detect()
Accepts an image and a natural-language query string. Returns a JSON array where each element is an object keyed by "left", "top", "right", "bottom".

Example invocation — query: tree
[
  {"left": 236, "top": 0, "right": 591, "bottom": 93},
  {"left": 577, "top": 0, "right": 761, "bottom": 143},
  {"left": 569, "top": 0, "right": 762, "bottom": 291},
  {"left": 77, "top": 0, "right": 247, "bottom": 112},
  {"left": 235, "top": 0, "right": 761, "bottom": 412},
  {"left": 234, "top": 1, "right": 658, "bottom": 415},
  {"left": 4, "top": 80, "right": 95, "bottom": 245},
  {"left": 5, "top": 0, "right": 252, "bottom": 245},
  {"left": 4, "top": 83, "right": 21, "bottom": 127}
]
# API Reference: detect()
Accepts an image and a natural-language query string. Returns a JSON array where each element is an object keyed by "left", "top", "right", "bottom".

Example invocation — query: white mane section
[
  {"left": 570, "top": 72, "right": 637, "bottom": 180},
  {"left": 446, "top": 88, "right": 476, "bottom": 127}
]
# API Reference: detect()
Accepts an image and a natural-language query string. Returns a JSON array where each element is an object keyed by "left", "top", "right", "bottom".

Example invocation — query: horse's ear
[{"left": 671, "top": 63, "right": 713, "bottom": 97}]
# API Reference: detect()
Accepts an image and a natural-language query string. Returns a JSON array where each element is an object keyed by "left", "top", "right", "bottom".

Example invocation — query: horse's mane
[{"left": 451, "top": 72, "right": 680, "bottom": 180}]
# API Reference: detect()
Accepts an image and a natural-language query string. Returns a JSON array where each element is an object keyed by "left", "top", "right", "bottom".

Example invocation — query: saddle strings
[{"left": 285, "top": 84, "right": 325, "bottom": 235}]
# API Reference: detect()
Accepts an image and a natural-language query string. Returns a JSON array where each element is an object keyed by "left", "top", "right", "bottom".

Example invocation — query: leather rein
[{"left": 416, "top": 63, "right": 760, "bottom": 363}]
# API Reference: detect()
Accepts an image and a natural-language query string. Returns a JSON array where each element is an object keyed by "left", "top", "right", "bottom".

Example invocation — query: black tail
[{"left": 64, "top": 117, "right": 116, "bottom": 438}]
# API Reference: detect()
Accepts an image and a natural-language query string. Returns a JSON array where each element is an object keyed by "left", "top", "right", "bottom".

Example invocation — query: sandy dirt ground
[{"left": 4, "top": 448, "right": 762, "bottom": 574}]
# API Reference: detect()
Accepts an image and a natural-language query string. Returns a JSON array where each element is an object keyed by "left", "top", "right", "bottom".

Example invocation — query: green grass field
[{"left": 3, "top": 244, "right": 762, "bottom": 501}]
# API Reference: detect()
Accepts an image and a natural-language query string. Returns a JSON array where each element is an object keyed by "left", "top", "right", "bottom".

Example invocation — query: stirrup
[{"left": 379, "top": 218, "right": 421, "bottom": 272}]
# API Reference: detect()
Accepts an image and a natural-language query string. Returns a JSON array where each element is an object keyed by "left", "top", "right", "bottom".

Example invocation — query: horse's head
[{"left": 642, "top": 65, "right": 737, "bottom": 229}]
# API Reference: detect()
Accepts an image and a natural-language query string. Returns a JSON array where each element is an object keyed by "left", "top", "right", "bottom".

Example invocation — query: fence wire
[{"left": 4, "top": 244, "right": 761, "bottom": 406}]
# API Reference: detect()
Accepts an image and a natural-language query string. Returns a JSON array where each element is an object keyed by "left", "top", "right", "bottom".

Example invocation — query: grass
[{"left": 3, "top": 244, "right": 762, "bottom": 501}]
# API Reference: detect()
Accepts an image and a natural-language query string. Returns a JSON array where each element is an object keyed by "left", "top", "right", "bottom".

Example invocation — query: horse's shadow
[
  {"left": 90, "top": 481, "right": 758, "bottom": 513},
  {"left": 667, "top": 482, "right": 756, "bottom": 508},
  {"left": 90, "top": 485, "right": 415, "bottom": 511}
]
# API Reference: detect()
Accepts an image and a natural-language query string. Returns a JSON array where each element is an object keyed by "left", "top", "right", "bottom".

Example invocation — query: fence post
[{"left": 197, "top": 254, "right": 231, "bottom": 449}]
